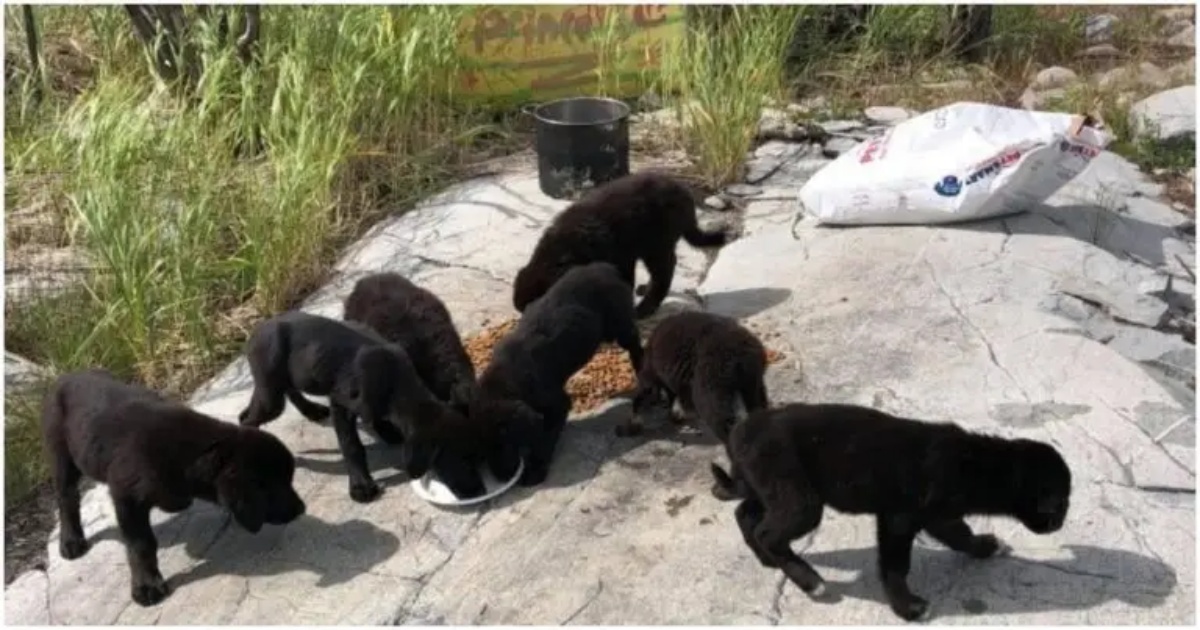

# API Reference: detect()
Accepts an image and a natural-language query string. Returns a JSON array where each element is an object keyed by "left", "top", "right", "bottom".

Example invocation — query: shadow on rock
[
  {"left": 167, "top": 515, "right": 400, "bottom": 591},
  {"left": 942, "top": 203, "right": 1192, "bottom": 270},
  {"left": 793, "top": 542, "right": 1176, "bottom": 620},
  {"left": 702, "top": 287, "right": 794, "bottom": 320},
  {"left": 294, "top": 440, "right": 411, "bottom": 489}
]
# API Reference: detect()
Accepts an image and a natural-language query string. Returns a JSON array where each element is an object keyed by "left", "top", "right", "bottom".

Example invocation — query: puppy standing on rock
[
  {"left": 618, "top": 311, "right": 769, "bottom": 442},
  {"left": 513, "top": 171, "right": 729, "bottom": 319},
  {"left": 343, "top": 272, "right": 476, "bottom": 411},
  {"left": 238, "top": 311, "right": 453, "bottom": 502},
  {"left": 474, "top": 262, "right": 644, "bottom": 487},
  {"left": 711, "top": 403, "right": 1072, "bottom": 622},
  {"left": 43, "top": 370, "right": 306, "bottom": 607},
  {"left": 343, "top": 272, "right": 491, "bottom": 499}
]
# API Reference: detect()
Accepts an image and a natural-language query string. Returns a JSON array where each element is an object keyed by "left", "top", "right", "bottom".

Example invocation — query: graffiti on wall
[{"left": 457, "top": 5, "right": 684, "bottom": 99}]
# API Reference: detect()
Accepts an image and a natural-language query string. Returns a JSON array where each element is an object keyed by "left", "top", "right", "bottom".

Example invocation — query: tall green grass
[
  {"left": 657, "top": 5, "right": 807, "bottom": 187},
  {"left": 6, "top": 5, "right": 486, "bottom": 393}
]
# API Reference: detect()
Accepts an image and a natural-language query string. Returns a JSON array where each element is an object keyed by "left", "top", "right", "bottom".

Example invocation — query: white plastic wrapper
[{"left": 799, "top": 102, "right": 1112, "bottom": 226}]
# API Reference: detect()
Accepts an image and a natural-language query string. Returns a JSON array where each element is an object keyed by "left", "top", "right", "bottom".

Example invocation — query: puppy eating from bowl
[
  {"left": 42, "top": 369, "right": 306, "bottom": 607},
  {"left": 238, "top": 311, "right": 460, "bottom": 502},
  {"left": 473, "top": 262, "right": 644, "bottom": 488},
  {"left": 711, "top": 402, "right": 1072, "bottom": 622}
]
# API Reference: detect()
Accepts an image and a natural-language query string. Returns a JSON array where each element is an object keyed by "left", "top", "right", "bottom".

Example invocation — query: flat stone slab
[{"left": 6, "top": 154, "right": 1194, "bottom": 625}]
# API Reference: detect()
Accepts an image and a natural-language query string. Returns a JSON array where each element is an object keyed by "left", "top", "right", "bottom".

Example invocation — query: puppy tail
[{"left": 683, "top": 223, "right": 728, "bottom": 249}]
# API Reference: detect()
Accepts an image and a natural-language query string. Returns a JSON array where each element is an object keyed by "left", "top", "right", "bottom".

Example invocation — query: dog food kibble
[
  {"left": 466, "top": 318, "right": 638, "bottom": 414},
  {"left": 466, "top": 318, "right": 785, "bottom": 415}
]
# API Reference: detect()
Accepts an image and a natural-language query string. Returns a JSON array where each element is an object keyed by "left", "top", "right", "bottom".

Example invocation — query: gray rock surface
[
  {"left": 817, "top": 119, "right": 864, "bottom": 134},
  {"left": 1168, "top": 24, "right": 1196, "bottom": 48},
  {"left": 863, "top": 106, "right": 913, "bottom": 125},
  {"left": 5, "top": 149, "right": 1194, "bottom": 625},
  {"left": 1086, "top": 13, "right": 1118, "bottom": 44},
  {"left": 1033, "top": 66, "right": 1079, "bottom": 90},
  {"left": 1021, "top": 86, "right": 1067, "bottom": 111},
  {"left": 1130, "top": 86, "right": 1197, "bottom": 144},
  {"left": 1078, "top": 44, "right": 1125, "bottom": 60},
  {"left": 1098, "top": 62, "right": 1172, "bottom": 91}
]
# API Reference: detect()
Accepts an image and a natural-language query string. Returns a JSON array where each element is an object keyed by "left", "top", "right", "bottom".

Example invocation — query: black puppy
[
  {"left": 343, "top": 272, "right": 487, "bottom": 499},
  {"left": 42, "top": 369, "right": 306, "bottom": 607},
  {"left": 619, "top": 311, "right": 769, "bottom": 442},
  {"left": 474, "top": 262, "right": 644, "bottom": 487},
  {"left": 513, "top": 171, "right": 728, "bottom": 319},
  {"left": 343, "top": 272, "right": 476, "bottom": 410},
  {"left": 238, "top": 311, "right": 449, "bottom": 502},
  {"left": 710, "top": 403, "right": 1072, "bottom": 622}
]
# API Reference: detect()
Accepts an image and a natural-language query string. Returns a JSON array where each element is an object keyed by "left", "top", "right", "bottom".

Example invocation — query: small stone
[
  {"left": 1032, "top": 66, "right": 1079, "bottom": 90},
  {"left": 1156, "top": 6, "right": 1194, "bottom": 24},
  {"left": 822, "top": 136, "right": 861, "bottom": 158},
  {"left": 1130, "top": 86, "right": 1196, "bottom": 144},
  {"left": 1167, "top": 24, "right": 1195, "bottom": 48},
  {"left": 637, "top": 90, "right": 662, "bottom": 112},
  {"left": 1162, "top": 18, "right": 1194, "bottom": 38},
  {"left": 703, "top": 195, "right": 728, "bottom": 211},
  {"left": 1020, "top": 87, "right": 1067, "bottom": 111},
  {"left": 818, "top": 119, "right": 864, "bottom": 134},
  {"left": 1099, "top": 62, "right": 1171, "bottom": 91},
  {"left": 1085, "top": 14, "right": 1119, "bottom": 44},
  {"left": 922, "top": 79, "right": 973, "bottom": 91},
  {"left": 1078, "top": 44, "right": 1125, "bottom": 60},
  {"left": 1167, "top": 58, "right": 1196, "bottom": 84},
  {"left": 863, "top": 106, "right": 912, "bottom": 125},
  {"left": 724, "top": 184, "right": 763, "bottom": 198}
]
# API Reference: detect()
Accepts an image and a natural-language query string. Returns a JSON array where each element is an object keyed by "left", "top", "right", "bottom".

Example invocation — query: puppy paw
[
  {"left": 891, "top": 595, "right": 930, "bottom": 623},
  {"left": 614, "top": 423, "right": 643, "bottom": 438},
  {"left": 131, "top": 577, "right": 171, "bottom": 607},
  {"left": 802, "top": 578, "right": 828, "bottom": 598},
  {"left": 59, "top": 537, "right": 90, "bottom": 560},
  {"left": 710, "top": 481, "right": 739, "bottom": 502},
  {"left": 969, "top": 534, "right": 1006, "bottom": 559},
  {"left": 349, "top": 480, "right": 382, "bottom": 503}
]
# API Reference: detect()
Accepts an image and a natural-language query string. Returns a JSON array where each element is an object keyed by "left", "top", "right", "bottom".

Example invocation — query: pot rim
[{"left": 530, "top": 96, "right": 632, "bottom": 128}]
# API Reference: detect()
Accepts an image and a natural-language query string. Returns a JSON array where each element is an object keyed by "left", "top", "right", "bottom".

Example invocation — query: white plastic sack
[{"left": 799, "top": 102, "right": 1112, "bottom": 226}]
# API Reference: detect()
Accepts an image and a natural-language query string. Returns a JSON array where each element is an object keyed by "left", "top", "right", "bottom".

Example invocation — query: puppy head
[
  {"left": 513, "top": 258, "right": 572, "bottom": 313},
  {"left": 1012, "top": 439, "right": 1072, "bottom": 534},
  {"left": 218, "top": 430, "right": 306, "bottom": 534}
]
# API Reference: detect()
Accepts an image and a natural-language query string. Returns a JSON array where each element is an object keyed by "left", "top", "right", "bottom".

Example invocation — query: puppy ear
[{"left": 217, "top": 470, "right": 266, "bottom": 534}]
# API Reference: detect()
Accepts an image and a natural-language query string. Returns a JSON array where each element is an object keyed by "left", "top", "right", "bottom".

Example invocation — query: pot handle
[{"left": 521, "top": 103, "right": 539, "bottom": 117}]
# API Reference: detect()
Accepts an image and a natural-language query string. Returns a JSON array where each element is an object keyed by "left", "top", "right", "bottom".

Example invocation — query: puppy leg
[
  {"left": 734, "top": 498, "right": 777, "bottom": 567},
  {"left": 754, "top": 497, "right": 827, "bottom": 596},
  {"left": 239, "top": 327, "right": 290, "bottom": 426},
  {"left": 519, "top": 394, "right": 571, "bottom": 487},
  {"left": 51, "top": 452, "right": 89, "bottom": 560},
  {"left": 368, "top": 416, "right": 406, "bottom": 445},
  {"left": 112, "top": 496, "right": 170, "bottom": 607},
  {"left": 692, "top": 385, "right": 738, "bottom": 444},
  {"left": 286, "top": 388, "right": 330, "bottom": 423},
  {"left": 609, "top": 306, "right": 644, "bottom": 373},
  {"left": 620, "top": 366, "right": 666, "bottom": 437},
  {"left": 877, "top": 514, "right": 929, "bottom": 622},
  {"left": 635, "top": 248, "right": 676, "bottom": 319},
  {"left": 924, "top": 518, "right": 1005, "bottom": 559},
  {"left": 330, "top": 403, "right": 381, "bottom": 503}
]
